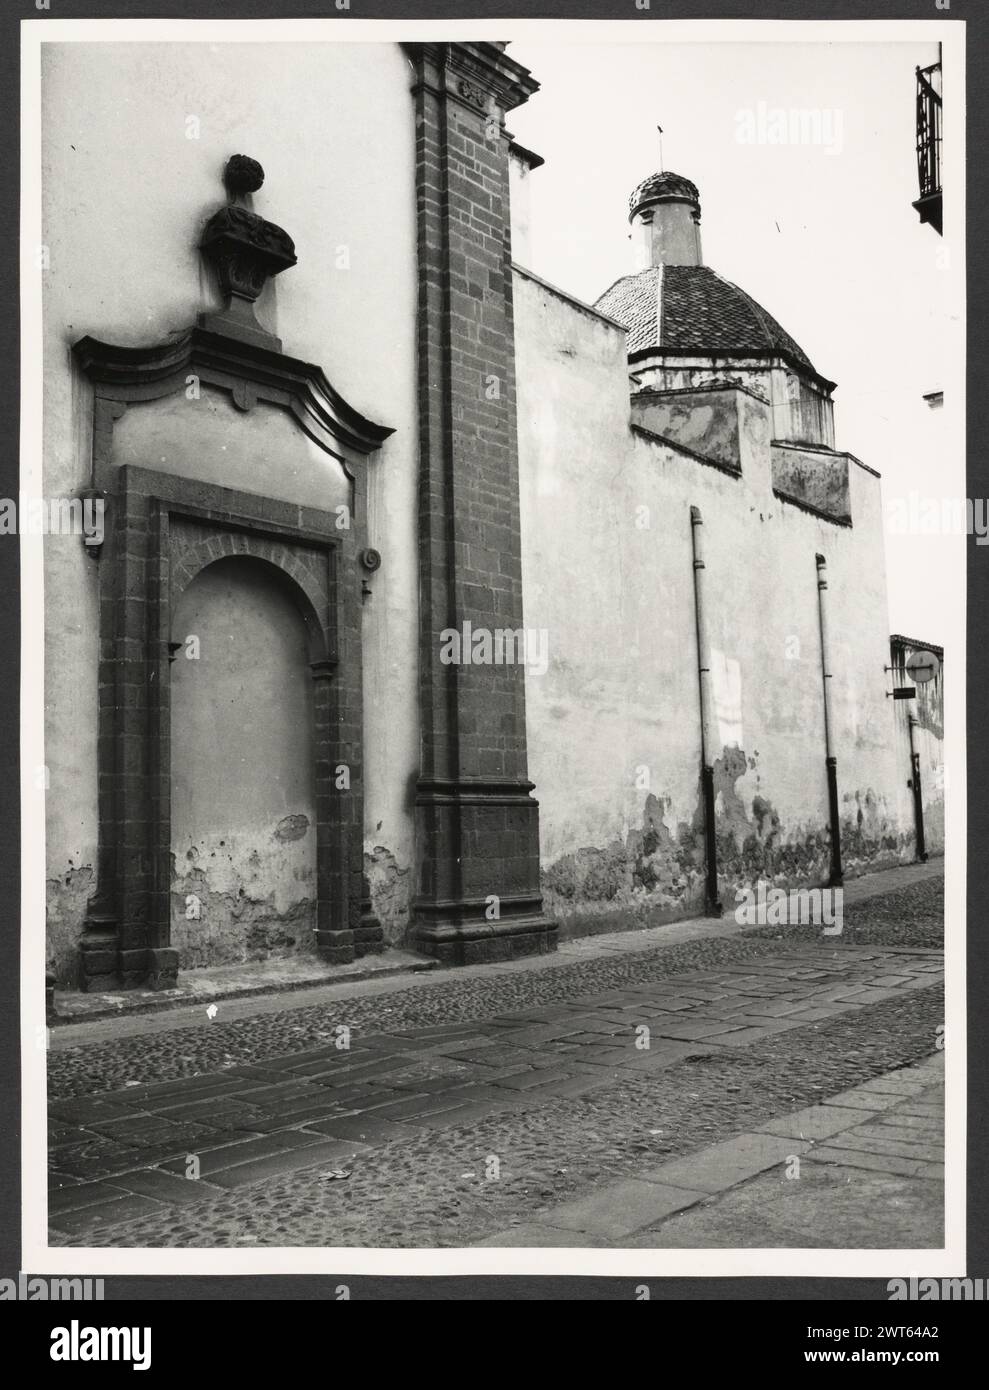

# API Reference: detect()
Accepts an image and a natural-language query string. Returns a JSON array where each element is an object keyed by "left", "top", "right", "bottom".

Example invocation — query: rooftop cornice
[
  {"left": 890, "top": 633, "right": 945, "bottom": 659},
  {"left": 627, "top": 344, "right": 838, "bottom": 395},
  {"left": 404, "top": 41, "right": 539, "bottom": 113},
  {"left": 508, "top": 139, "right": 545, "bottom": 171},
  {"left": 512, "top": 263, "right": 626, "bottom": 330}
]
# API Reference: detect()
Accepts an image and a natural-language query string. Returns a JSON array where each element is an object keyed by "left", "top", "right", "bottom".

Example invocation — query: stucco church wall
[
  {"left": 514, "top": 268, "right": 910, "bottom": 936},
  {"left": 41, "top": 42, "right": 419, "bottom": 981}
]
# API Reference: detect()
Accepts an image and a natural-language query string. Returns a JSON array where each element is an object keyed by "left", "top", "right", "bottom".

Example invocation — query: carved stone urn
[{"left": 199, "top": 155, "right": 297, "bottom": 348}]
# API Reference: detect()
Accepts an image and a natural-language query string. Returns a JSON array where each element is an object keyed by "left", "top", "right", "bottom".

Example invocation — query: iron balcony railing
[{"left": 916, "top": 62, "right": 942, "bottom": 203}]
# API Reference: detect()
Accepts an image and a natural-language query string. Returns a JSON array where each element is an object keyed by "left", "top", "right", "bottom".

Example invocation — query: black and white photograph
[{"left": 14, "top": 12, "right": 966, "bottom": 1294}]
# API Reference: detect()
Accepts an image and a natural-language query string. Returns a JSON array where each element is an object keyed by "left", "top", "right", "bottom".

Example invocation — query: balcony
[{"left": 912, "top": 61, "right": 942, "bottom": 235}]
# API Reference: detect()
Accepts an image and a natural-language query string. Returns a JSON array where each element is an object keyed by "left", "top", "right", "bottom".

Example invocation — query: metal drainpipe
[
  {"left": 815, "top": 553, "right": 844, "bottom": 887},
  {"left": 908, "top": 713, "right": 929, "bottom": 862},
  {"left": 690, "top": 506, "right": 722, "bottom": 916}
]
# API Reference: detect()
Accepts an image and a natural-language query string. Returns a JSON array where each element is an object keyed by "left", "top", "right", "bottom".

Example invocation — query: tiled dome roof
[
  {"left": 594, "top": 263, "right": 824, "bottom": 379},
  {"left": 628, "top": 171, "right": 700, "bottom": 220}
]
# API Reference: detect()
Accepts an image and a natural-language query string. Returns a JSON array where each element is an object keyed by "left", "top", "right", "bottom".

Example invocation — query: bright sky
[{"left": 508, "top": 38, "right": 956, "bottom": 642}]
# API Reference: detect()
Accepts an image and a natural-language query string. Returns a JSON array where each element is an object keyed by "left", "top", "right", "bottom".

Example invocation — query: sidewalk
[
  {"left": 475, "top": 1053, "right": 945, "bottom": 1249},
  {"left": 51, "top": 946, "right": 440, "bottom": 1026},
  {"left": 50, "top": 856, "right": 944, "bottom": 1041}
]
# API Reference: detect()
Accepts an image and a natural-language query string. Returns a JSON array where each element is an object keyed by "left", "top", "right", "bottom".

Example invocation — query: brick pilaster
[{"left": 407, "top": 42, "right": 556, "bottom": 963}]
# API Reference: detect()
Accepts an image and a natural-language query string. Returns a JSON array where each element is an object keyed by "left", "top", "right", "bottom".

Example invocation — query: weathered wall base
[
  {"left": 364, "top": 846, "right": 413, "bottom": 947},
  {"left": 543, "top": 748, "right": 916, "bottom": 943},
  {"left": 170, "top": 836, "right": 318, "bottom": 972},
  {"left": 47, "top": 866, "right": 96, "bottom": 990}
]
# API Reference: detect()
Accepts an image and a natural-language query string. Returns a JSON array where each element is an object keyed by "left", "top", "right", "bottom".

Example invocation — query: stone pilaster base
[
  {"left": 413, "top": 912, "right": 557, "bottom": 966},
  {"left": 354, "top": 881, "right": 385, "bottom": 957},
  {"left": 78, "top": 938, "right": 180, "bottom": 992},
  {"left": 78, "top": 934, "right": 120, "bottom": 993},
  {"left": 412, "top": 780, "right": 555, "bottom": 965},
  {"left": 354, "top": 925, "right": 385, "bottom": 957},
  {"left": 314, "top": 928, "right": 356, "bottom": 965},
  {"left": 145, "top": 948, "right": 180, "bottom": 991}
]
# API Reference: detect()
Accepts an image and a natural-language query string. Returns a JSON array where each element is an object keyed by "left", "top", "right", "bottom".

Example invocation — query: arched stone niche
[
  {"left": 71, "top": 325, "right": 393, "bottom": 991},
  {"left": 170, "top": 556, "right": 318, "bottom": 969}
]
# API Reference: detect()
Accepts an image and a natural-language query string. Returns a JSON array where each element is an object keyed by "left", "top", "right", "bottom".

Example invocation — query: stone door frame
[{"left": 72, "top": 326, "right": 392, "bottom": 989}]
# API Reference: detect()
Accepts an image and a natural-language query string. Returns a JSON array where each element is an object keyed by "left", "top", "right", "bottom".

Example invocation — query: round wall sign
[{"left": 905, "top": 650, "right": 940, "bottom": 685}]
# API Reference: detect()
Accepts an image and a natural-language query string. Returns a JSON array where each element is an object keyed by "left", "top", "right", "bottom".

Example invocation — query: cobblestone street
[{"left": 47, "top": 871, "right": 945, "bottom": 1249}]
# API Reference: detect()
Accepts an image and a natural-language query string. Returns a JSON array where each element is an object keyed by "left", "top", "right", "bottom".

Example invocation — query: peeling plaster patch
[
  {"left": 274, "top": 813, "right": 310, "bottom": 842},
  {"left": 712, "top": 750, "right": 912, "bottom": 896},
  {"left": 632, "top": 388, "right": 742, "bottom": 470},
  {"left": 46, "top": 865, "right": 95, "bottom": 989},
  {"left": 839, "top": 788, "right": 910, "bottom": 874},
  {"left": 771, "top": 445, "right": 851, "bottom": 522},
  {"left": 634, "top": 792, "right": 705, "bottom": 900},
  {"left": 364, "top": 845, "right": 411, "bottom": 945},
  {"left": 170, "top": 824, "right": 316, "bottom": 968},
  {"left": 543, "top": 752, "right": 915, "bottom": 940},
  {"left": 542, "top": 792, "right": 707, "bottom": 933},
  {"left": 713, "top": 745, "right": 835, "bottom": 894},
  {"left": 545, "top": 842, "right": 626, "bottom": 904},
  {"left": 170, "top": 866, "right": 315, "bottom": 970},
  {"left": 712, "top": 746, "right": 752, "bottom": 842}
]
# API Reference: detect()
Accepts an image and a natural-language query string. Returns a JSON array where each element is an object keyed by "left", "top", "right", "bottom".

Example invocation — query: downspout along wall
[
  {"left": 690, "top": 506, "right": 723, "bottom": 915},
  {"left": 908, "top": 713, "right": 929, "bottom": 862},
  {"left": 815, "top": 552, "right": 844, "bottom": 886}
]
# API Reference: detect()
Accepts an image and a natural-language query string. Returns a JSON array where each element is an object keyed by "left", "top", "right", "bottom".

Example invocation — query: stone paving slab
[
  {"left": 638, "top": 1133, "right": 813, "bottom": 1195},
  {"left": 157, "top": 1130, "right": 325, "bottom": 1177},
  {"left": 758, "top": 1104, "right": 867, "bottom": 1141},
  {"left": 400, "top": 1099, "right": 527, "bottom": 1131},
  {"left": 474, "top": 1224, "right": 609, "bottom": 1248},
  {"left": 708, "top": 1023, "right": 802, "bottom": 1046},
  {"left": 54, "top": 1147, "right": 151, "bottom": 1182},
  {"left": 815, "top": 1132, "right": 943, "bottom": 1164},
  {"left": 852, "top": 1075, "right": 933, "bottom": 1096},
  {"left": 816, "top": 1087, "right": 909, "bottom": 1111},
  {"left": 47, "top": 941, "right": 944, "bottom": 1239},
  {"left": 887, "top": 1104, "right": 944, "bottom": 1119},
  {"left": 849, "top": 1117, "right": 945, "bottom": 1143},
  {"left": 49, "top": 1194, "right": 169, "bottom": 1240},
  {"left": 531, "top": 1179, "right": 709, "bottom": 1239},
  {"left": 99, "top": 1168, "right": 229, "bottom": 1207},
  {"left": 203, "top": 1138, "right": 369, "bottom": 1189},
  {"left": 49, "top": 1180, "right": 140, "bottom": 1215},
  {"left": 869, "top": 1112, "right": 943, "bottom": 1134},
  {"left": 805, "top": 1146, "right": 931, "bottom": 1179},
  {"left": 303, "top": 1114, "right": 423, "bottom": 1145},
  {"left": 622, "top": 1165, "right": 942, "bottom": 1250}
]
